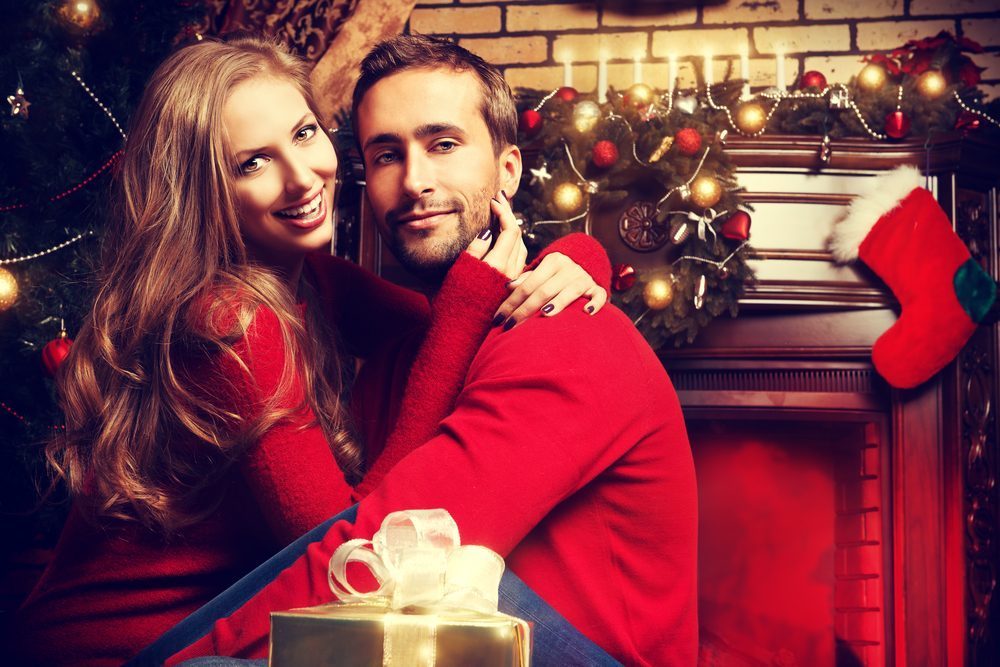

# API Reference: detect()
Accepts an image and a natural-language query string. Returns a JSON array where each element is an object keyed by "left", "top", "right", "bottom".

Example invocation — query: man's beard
[{"left": 387, "top": 187, "right": 492, "bottom": 283}]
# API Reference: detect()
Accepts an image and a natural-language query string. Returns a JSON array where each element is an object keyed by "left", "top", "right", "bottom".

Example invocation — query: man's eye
[
  {"left": 433, "top": 140, "right": 457, "bottom": 152},
  {"left": 373, "top": 151, "right": 397, "bottom": 165},
  {"left": 296, "top": 124, "right": 318, "bottom": 141},
  {"left": 239, "top": 156, "right": 268, "bottom": 175}
]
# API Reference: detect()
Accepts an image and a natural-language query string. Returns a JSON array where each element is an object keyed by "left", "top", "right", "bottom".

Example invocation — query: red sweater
[
  {"left": 171, "top": 256, "right": 698, "bottom": 665},
  {"left": 13, "top": 237, "right": 607, "bottom": 666}
]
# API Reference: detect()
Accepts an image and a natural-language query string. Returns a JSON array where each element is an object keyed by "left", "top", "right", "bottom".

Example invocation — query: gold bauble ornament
[
  {"left": 690, "top": 175, "right": 722, "bottom": 209},
  {"left": 734, "top": 102, "right": 767, "bottom": 134},
  {"left": 572, "top": 101, "right": 601, "bottom": 133},
  {"left": 643, "top": 277, "right": 674, "bottom": 310},
  {"left": 626, "top": 83, "right": 654, "bottom": 106},
  {"left": 857, "top": 63, "right": 887, "bottom": 91},
  {"left": 59, "top": 0, "right": 102, "bottom": 31},
  {"left": 0, "top": 267, "right": 18, "bottom": 311},
  {"left": 552, "top": 182, "right": 584, "bottom": 215},
  {"left": 916, "top": 70, "right": 947, "bottom": 99}
]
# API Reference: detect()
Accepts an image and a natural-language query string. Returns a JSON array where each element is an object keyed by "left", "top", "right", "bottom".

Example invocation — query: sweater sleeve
[
  {"left": 168, "top": 306, "right": 663, "bottom": 663},
  {"left": 224, "top": 306, "right": 356, "bottom": 546},
  {"left": 528, "top": 232, "right": 612, "bottom": 293},
  {"left": 355, "top": 232, "right": 612, "bottom": 496}
]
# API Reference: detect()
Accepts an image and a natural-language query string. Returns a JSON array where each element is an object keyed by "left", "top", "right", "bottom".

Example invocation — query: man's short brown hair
[{"left": 351, "top": 34, "right": 517, "bottom": 156}]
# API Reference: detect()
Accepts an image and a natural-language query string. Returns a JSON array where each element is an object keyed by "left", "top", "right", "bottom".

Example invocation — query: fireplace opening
[{"left": 690, "top": 418, "right": 891, "bottom": 667}]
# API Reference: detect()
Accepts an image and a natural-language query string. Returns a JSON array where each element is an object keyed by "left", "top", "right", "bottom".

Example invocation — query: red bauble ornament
[
  {"left": 591, "top": 140, "right": 619, "bottom": 169},
  {"left": 884, "top": 110, "right": 911, "bottom": 139},
  {"left": 800, "top": 70, "right": 827, "bottom": 90},
  {"left": 42, "top": 330, "right": 73, "bottom": 377},
  {"left": 518, "top": 109, "right": 543, "bottom": 137},
  {"left": 720, "top": 210, "right": 752, "bottom": 241},
  {"left": 674, "top": 128, "right": 702, "bottom": 156},
  {"left": 612, "top": 263, "right": 637, "bottom": 292},
  {"left": 555, "top": 86, "right": 578, "bottom": 102}
]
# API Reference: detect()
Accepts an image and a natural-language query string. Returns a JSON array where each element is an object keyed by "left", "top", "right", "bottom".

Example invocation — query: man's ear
[{"left": 499, "top": 144, "right": 522, "bottom": 197}]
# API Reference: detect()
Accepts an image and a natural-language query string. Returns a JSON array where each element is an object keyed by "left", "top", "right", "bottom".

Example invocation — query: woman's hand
[
  {"left": 465, "top": 191, "right": 608, "bottom": 330},
  {"left": 464, "top": 190, "right": 527, "bottom": 280},
  {"left": 495, "top": 252, "right": 608, "bottom": 329}
]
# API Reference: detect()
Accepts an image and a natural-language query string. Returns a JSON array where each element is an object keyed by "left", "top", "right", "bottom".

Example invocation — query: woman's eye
[
  {"left": 239, "top": 156, "right": 267, "bottom": 175},
  {"left": 297, "top": 124, "right": 318, "bottom": 141}
]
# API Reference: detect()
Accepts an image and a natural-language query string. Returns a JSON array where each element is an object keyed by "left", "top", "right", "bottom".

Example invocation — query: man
[{"left": 155, "top": 35, "right": 697, "bottom": 666}]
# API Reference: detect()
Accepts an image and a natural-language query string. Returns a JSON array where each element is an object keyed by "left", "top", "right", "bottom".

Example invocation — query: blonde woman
[{"left": 15, "top": 33, "right": 608, "bottom": 665}]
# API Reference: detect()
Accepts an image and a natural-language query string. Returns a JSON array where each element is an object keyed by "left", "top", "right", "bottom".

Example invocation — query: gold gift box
[{"left": 270, "top": 602, "right": 531, "bottom": 667}]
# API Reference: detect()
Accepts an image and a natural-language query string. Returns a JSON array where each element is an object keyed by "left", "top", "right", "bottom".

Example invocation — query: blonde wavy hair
[{"left": 46, "top": 34, "right": 361, "bottom": 535}]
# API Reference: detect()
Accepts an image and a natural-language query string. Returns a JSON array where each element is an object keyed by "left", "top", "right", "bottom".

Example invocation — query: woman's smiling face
[{"left": 223, "top": 76, "right": 338, "bottom": 275}]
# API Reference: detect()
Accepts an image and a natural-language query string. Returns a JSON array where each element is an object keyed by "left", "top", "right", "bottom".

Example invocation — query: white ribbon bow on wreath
[{"left": 686, "top": 208, "right": 726, "bottom": 244}]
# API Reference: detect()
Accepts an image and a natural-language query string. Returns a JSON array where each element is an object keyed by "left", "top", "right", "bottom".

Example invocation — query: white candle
[
  {"left": 668, "top": 53, "right": 678, "bottom": 96},
  {"left": 598, "top": 51, "right": 608, "bottom": 103},
  {"left": 775, "top": 47, "right": 786, "bottom": 91},
  {"left": 740, "top": 43, "right": 751, "bottom": 99},
  {"left": 563, "top": 56, "right": 572, "bottom": 88},
  {"left": 704, "top": 49, "right": 713, "bottom": 86},
  {"left": 634, "top": 53, "right": 643, "bottom": 85}
]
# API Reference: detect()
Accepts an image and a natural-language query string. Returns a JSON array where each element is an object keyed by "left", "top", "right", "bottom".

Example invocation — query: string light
[
  {"left": 0, "top": 230, "right": 95, "bottom": 266},
  {"left": 71, "top": 71, "right": 127, "bottom": 141}
]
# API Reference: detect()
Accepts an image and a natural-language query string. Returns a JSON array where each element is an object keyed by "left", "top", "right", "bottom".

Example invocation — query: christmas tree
[{"left": 0, "top": 0, "right": 204, "bottom": 565}]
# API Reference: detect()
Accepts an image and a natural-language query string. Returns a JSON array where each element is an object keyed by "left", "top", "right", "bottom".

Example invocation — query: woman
[{"left": 14, "top": 34, "right": 608, "bottom": 665}]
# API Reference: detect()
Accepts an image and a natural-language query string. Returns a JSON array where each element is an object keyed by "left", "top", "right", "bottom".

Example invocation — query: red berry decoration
[
  {"left": 884, "top": 110, "right": 911, "bottom": 139},
  {"left": 42, "top": 330, "right": 73, "bottom": 377},
  {"left": 612, "top": 263, "right": 637, "bottom": 292},
  {"left": 555, "top": 86, "right": 578, "bottom": 103},
  {"left": 591, "top": 140, "right": 619, "bottom": 169},
  {"left": 518, "top": 109, "right": 543, "bottom": 137},
  {"left": 720, "top": 210, "right": 752, "bottom": 241},
  {"left": 800, "top": 70, "right": 827, "bottom": 90},
  {"left": 674, "top": 128, "right": 702, "bottom": 157}
]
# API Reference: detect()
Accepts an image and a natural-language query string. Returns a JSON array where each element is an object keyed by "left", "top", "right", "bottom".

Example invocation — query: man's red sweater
[{"left": 171, "top": 254, "right": 698, "bottom": 665}]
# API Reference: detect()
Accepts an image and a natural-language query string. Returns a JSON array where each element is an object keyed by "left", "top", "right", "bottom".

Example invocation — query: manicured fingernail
[
  {"left": 502, "top": 317, "right": 516, "bottom": 331},
  {"left": 491, "top": 313, "right": 505, "bottom": 327},
  {"left": 586, "top": 305, "right": 595, "bottom": 314},
  {"left": 542, "top": 304, "right": 554, "bottom": 314},
  {"left": 477, "top": 228, "right": 492, "bottom": 240}
]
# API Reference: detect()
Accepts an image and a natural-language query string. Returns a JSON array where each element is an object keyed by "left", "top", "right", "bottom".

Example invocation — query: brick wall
[{"left": 408, "top": 0, "right": 1000, "bottom": 100}]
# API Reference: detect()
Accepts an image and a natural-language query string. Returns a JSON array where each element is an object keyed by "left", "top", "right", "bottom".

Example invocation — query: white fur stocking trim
[{"left": 829, "top": 165, "right": 923, "bottom": 262}]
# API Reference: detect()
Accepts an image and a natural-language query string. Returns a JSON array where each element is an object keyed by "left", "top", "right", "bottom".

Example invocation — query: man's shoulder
[{"left": 476, "top": 302, "right": 672, "bottom": 392}]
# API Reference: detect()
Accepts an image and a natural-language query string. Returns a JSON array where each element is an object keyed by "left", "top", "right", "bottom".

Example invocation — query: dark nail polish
[
  {"left": 502, "top": 317, "right": 516, "bottom": 331},
  {"left": 586, "top": 304, "right": 595, "bottom": 314},
  {"left": 501, "top": 189, "right": 509, "bottom": 202},
  {"left": 542, "top": 304, "right": 554, "bottom": 314},
  {"left": 477, "top": 228, "right": 492, "bottom": 240},
  {"left": 491, "top": 313, "right": 505, "bottom": 327}
]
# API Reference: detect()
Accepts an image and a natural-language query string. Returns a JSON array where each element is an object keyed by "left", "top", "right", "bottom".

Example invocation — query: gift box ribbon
[{"left": 327, "top": 509, "right": 509, "bottom": 666}]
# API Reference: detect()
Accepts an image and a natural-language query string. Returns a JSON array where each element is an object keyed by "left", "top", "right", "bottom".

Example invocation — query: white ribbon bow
[
  {"left": 687, "top": 208, "right": 726, "bottom": 244},
  {"left": 328, "top": 509, "right": 505, "bottom": 614}
]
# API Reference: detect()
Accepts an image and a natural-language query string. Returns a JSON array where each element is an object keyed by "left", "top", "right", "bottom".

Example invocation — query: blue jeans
[{"left": 130, "top": 505, "right": 620, "bottom": 666}]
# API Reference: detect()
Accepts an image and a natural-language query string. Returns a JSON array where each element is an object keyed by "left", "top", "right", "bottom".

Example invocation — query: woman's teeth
[{"left": 276, "top": 192, "right": 322, "bottom": 219}]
